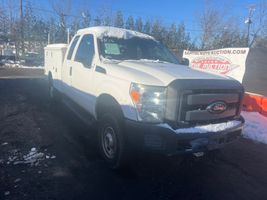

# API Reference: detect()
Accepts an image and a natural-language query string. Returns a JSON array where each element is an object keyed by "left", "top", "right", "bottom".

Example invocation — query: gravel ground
[{"left": 1, "top": 68, "right": 267, "bottom": 200}]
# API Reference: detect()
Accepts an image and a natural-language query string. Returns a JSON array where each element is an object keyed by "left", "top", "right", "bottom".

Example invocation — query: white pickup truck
[{"left": 45, "top": 26, "right": 244, "bottom": 168}]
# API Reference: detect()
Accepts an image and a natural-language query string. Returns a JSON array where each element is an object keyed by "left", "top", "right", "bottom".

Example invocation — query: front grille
[{"left": 177, "top": 90, "right": 242, "bottom": 126}]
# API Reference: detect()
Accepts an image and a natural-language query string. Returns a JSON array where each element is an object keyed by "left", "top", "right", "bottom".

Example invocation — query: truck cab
[{"left": 45, "top": 26, "right": 244, "bottom": 168}]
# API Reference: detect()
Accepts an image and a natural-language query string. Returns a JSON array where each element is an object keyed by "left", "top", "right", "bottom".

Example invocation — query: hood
[{"left": 103, "top": 60, "right": 232, "bottom": 86}]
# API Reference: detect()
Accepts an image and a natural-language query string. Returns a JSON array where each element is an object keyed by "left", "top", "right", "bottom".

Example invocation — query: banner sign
[{"left": 183, "top": 48, "right": 249, "bottom": 83}]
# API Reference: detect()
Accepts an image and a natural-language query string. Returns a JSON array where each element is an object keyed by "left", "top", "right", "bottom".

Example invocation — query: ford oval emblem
[{"left": 206, "top": 101, "right": 227, "bottom": 114}]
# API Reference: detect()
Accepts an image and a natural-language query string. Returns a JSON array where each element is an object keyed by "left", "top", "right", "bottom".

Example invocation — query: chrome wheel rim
[{"left": 102, "top": 126, "right": 117, "bottom": 159}]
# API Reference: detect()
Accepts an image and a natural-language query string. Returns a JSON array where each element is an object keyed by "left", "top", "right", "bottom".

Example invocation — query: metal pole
[
  {"left": 48, "top": 32, "right": 50, "bottom": 44},
  {"left": 67, "top": 28, "right": 70, "bottom": 44},
  {"left": 247, "top": 22, "right": 250, "bottom": 47},
  {"left": 20, "top": 0, "right": 23, "bottom": 18},
  {"left": 245, "top": 5, "right": 255, "bottom": 47}
]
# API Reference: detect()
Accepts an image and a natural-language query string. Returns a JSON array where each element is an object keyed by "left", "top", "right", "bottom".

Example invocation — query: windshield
[{"left": 98, "top": 37, "right": 179, "bottom": 64}]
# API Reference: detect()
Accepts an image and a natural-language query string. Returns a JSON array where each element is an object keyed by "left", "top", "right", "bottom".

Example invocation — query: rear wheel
[
  {"left": 48, "top": 80, "right": 55, "bottom": 100},
  {"left": 98, "top": 112, "right": 128, "bottom": 169},
  {"left": 48, "top": 75, "right": 60, "bottom": 102}
]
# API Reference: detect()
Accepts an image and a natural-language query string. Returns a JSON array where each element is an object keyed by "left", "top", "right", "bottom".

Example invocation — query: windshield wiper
[{"left": 121, "top": 59, "right": 170, "bottom": 64}]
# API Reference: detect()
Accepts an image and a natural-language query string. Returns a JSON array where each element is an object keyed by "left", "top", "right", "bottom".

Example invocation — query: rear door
[
  {"left": 70, "top": 34, "right": 96, "bottom": 114},
  {"left": 61, "top": 35, "right": 80, "bottom": 96}
]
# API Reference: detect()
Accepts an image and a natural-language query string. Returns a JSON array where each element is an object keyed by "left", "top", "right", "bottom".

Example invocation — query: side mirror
[{"left": 181, "top": 58, "right": 189, "bottom": 66}]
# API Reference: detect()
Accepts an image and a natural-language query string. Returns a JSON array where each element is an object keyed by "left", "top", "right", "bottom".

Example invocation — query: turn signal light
[{"left": 130, "top": 90, "right": 140, "bottom": 104}]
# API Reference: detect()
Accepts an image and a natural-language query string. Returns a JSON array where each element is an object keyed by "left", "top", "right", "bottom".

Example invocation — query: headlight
[{"left": 129, "top": 83, "right": 166, "bottom": 123}]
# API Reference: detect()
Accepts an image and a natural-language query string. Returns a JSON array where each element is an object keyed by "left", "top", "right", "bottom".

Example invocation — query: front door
[{"left": 70, "top": 34, "right": 95, "bottom": 114}]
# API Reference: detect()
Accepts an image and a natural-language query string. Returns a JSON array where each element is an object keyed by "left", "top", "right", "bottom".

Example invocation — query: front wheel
[{"left": 98, "top": 113, "right": 127, "bottom": 169}]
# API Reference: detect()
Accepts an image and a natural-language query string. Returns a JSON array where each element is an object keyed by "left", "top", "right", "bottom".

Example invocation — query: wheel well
[{"left": 96, "top": 94, "right": 124, "bottom": 120}]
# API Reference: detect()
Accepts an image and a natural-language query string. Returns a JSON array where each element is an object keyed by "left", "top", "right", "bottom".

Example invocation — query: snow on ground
[
  {"left": 2, "top": 147, "right": 56, "bottom": 167},
  {"left": 242, "top": 111, "right": 267, "bottom": 144},
  {"left": 1, "top": 60, "right": 43, "bottom": 68}
]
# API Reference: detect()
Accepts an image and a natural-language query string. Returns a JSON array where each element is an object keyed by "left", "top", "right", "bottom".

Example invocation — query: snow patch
[
  {"left": 158, "top": 120, "right": 242, "bottom": 134},
  {"left": 14, "top": 178, "right": 21, "bottom": 183},
  {"left": 3, "top": 148, "right": 56, "bottom": 167},
  {"left": 14, "top": 148, "right": 45, "bottom": 166},
  {"left": 1, "top": 59, "right": 43, "bottom": 68},
  {"left": 242, "top": 111, "right": 267, "bottom": 144},
  {"left": 15, "top": 65, "right": 43, "bottom": 69},
  {"left": 4, "top": 191, "right": 10, "bottom": 196},
  {"left": 3, "top": 63, "right": 43, "bottom": 68}
]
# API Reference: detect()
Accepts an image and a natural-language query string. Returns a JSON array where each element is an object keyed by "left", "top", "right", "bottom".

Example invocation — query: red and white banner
[{"left": 183, "top": 48, "right": 249, "bottom": 83}]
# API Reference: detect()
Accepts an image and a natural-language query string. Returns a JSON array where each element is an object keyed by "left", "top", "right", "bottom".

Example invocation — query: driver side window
[{"left": 75, "top": 34, "right": 95, "bottom": 67}]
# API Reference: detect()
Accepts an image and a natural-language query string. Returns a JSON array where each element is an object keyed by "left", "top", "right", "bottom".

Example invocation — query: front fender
[{"left": 94, "top": 79, "right": 137, "bottom": 121}]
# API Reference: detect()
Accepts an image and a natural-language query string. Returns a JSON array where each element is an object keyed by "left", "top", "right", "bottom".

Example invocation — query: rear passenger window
[
  {"left": 75, "top": 34, "right": 94, "bottom": 67},
  {"left": 67, "top": 36, "right": 80, "bottom": 60}
]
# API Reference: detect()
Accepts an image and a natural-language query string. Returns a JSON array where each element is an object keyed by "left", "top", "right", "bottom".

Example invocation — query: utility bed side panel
[{"left": 44, "top": 44, "right": 68, "bottom": 91}]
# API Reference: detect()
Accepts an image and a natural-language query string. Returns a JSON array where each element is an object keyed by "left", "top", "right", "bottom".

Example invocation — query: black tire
[{"left": 98, "top": 112, "right": 128, "bottom": 169}]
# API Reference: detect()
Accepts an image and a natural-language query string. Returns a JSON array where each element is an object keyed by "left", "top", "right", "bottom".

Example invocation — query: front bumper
[{"left": 125, "top": 117, "right": 244, "bottom": 156}]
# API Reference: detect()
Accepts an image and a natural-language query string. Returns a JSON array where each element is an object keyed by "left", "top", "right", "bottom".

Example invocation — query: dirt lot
[{"left": 1, "top": 67, "right": 267, "bottom": 200}]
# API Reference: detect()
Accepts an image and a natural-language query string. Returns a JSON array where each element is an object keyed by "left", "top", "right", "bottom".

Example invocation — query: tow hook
[{"left": 193, "top": 152, "right": 205, "bottom": 157}]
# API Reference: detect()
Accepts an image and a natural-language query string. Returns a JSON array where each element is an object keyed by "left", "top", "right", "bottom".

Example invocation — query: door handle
[{"left": 69, "top": 66, "right": 72, "bottom": 76}]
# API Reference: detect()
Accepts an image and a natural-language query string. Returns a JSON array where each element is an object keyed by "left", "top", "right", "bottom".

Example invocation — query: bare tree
[
  {"left": 249, "top": 1, "right": 267, "bottom": 47},
  {"left": 197, "top": 0, "right": 248, "bottom": 49},
  {"left": 3, "top": 0, "right": 20, "bottom": 57},
  {"left": 50, "top": 0, "right": 72, "bottom": 43},
  {"left": 198, "top": 1, "right": 223, "bottom": 49},
  {"left": 0, "top": 5, "right": 9, "bottom": 36}
]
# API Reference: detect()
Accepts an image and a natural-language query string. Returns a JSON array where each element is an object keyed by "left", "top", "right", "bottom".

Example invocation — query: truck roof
[{"left": 77, "top": 26, "right": 155, "bottom": 40}]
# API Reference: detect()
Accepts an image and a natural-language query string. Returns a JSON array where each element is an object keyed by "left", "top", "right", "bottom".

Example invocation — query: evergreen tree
[
  {"left": 177, "top": 22, "right": 187, "bottom": 49},
  {"left": 125, "top": 16, "right": 134, "bottom": 30},
  {"left": 102, "top": 15, "right": 112, "bottom": 26},
  {"left": 166, "top": 23, "right": 177, "bottom": 49},
  {"left": 135, "top": 17, "right": 143, "bottom": 32},
  {"left": 114, "top": 11, "right": 124, "bottom": 28},
  {"left": 144, "top": 20, "right": 151, "bottom": 34},
  {"left": 151, "top": 20, "right": 163, "bottom": 41},
  {"left": 94, "top": 16, "right": 102, "bottom": 26}
]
